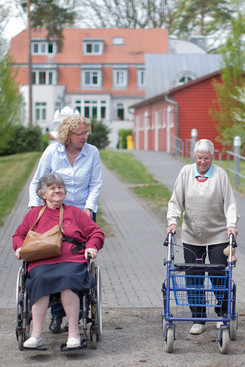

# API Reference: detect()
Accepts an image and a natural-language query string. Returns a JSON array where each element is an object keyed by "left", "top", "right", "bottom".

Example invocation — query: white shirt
[{"left": 28, "top": 142, "right": 102, "bottom": 212}]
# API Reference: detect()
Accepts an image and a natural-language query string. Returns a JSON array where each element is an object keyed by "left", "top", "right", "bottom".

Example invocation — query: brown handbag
[{"left": 19, "top": 205, "right": 64, "bottom": 262}]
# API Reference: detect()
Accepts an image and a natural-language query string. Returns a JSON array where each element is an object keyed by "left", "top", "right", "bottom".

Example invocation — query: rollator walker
[{"left": 161, "top": 232, "right": 238, "bottom": 354}]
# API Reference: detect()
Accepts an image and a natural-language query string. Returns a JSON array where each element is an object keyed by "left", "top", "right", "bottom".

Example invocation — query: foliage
[
  {"left": 0, "top": 152, "right": 41, "bottom": 226},
  {"left": 76, "top": 0, "right": 239, "bottom": 50},
  {"left": 0, "top": 124, "right": 43, "bottom": 155},
  {"left": 0, "top": 53, "right": 23, "bottom": 154},
  {"left": 21, "top": 0, "right": 76, "bottom": 51},
  {"left": 77, "top": 0, "right": 172, "bottom": 29},
  {"left": 210, "top": 10, "right": 245, "bottom": 150},
  {"left": 42, "top": 132, "right": 50, "bottom": 151},
  {"left": 117, "top": 129, "right": 133, "bottom": 149},
  {"left": 175, "top": 0, "right": 234, "bottom": 38},
  {"left": 87, "top": 119, "right": 110, "bottom": 149}
]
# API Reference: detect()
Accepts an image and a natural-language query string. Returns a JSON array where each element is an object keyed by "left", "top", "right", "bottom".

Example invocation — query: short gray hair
[
  {"left": 36, "top": 172, "right": 67, "bottom": 199},
  {"left": 194, "top": 139, "right": 214, "bottom": 155}
]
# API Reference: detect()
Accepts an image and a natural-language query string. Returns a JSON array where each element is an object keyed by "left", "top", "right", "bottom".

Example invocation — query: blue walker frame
[{"left": 161, "top": 232, "right": 238, "bottom": 354}]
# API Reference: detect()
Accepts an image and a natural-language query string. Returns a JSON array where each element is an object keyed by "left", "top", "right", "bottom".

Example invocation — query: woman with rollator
[{"left": 166, "top": 139, "right": 239, "bottom": 335}]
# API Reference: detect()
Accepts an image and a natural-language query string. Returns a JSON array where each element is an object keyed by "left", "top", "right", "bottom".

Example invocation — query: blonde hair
[{"left": 57, "top": 115, "right": 91, "bottom": 145}]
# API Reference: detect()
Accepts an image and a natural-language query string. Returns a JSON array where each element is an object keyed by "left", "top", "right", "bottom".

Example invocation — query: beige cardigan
[{"left": 167, "top": 164, "right": 239, "bottom": 246}]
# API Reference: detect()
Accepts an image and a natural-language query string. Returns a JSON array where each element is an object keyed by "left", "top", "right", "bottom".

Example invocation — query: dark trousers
[
  {"left": 183, "top": 242, "right": 228, "bottom": 324},
  {"left": 51, "top": 211, "right": 96, "bottom": 319}
]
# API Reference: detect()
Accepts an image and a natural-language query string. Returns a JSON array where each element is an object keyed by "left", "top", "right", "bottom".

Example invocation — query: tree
[
  {"left": 0, "top": 52, "right": 23, "bottom": 154},
  {"left": 175, "top": 0, "right": 234, "bottom": 37},
  {"left": 88, "top": 119, "right": 110, "bottom": 150},
  {"left": 76, "top": 0, "right": 179, "bottom": 32},
  {"left": 22, "top": 0, "right": 76, "bottom": 51},
  {"left": 76, "top": 0, "right": 238, "bottom": 49},
  {"left": 210, "top": 10, "right": 245, "bottom": 151}
]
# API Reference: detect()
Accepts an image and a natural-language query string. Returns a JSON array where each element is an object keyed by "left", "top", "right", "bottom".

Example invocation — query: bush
[
  {"left": 117, "top": 129, "right": 133, "bottom": 149},
  {"left": 1, "top": 124, "right": 43, "bottom": 155},
  {"left": 42, "top": 132, "right": 50, "bottom": 151},
  {"left": 87, "top": 119, "right": 110, "bottom": 149}
]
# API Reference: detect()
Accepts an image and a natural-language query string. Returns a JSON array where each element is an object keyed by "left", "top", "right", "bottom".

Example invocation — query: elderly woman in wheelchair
[{"left": 13, "top": 172, "right": 104, "bottom": 350}]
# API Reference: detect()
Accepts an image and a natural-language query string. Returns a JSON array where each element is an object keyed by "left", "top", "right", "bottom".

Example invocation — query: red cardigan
[{"left": 13, "top": 204, "right": 105, "bottom": 272}]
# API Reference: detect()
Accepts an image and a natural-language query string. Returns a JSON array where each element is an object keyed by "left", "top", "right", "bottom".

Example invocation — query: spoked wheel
[
  {"left": 164, "top": 326, "right": 174, "bottom": 353},
  {"left": 218, "top": 327, "right": 230, "bottom": 354},
  {"left": 90, "top": 262, "right": 102, "bottom": 349},
  {"left": 16, "top": 266, "right": 31, "bottom": 350},
  {"left": 230, "top": 317, "right": 238, "bottom": 341}
]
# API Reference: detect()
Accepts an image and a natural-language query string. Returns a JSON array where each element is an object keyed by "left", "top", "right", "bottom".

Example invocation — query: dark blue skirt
[{"left": 26, "top": 262, "right": 96, "bottom": 306}]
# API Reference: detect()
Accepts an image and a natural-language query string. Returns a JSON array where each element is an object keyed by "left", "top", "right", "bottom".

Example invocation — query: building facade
[
  {"left": 131, "top": 71, "right": 224, "bottom": 156},
  {"left": 9, "top": 28, "right": 168, "bottom": 146}
]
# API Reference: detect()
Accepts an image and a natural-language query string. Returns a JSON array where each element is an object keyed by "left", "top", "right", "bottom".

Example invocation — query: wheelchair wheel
[
  {"left": 16, "top": 265, "right": 31, "bottom": 350},
  {"left": 90, "top": 262, "right": 102, "bottom": 349},
  {"left": 218, "top": 327, "right": 230, "bottom": 354}
]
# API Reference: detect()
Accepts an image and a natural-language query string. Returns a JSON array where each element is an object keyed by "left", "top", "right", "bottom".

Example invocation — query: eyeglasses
[
  {"left": 195, "top": 155, "right": 212, "bottom": 162},
  {"left": 71, "top": 131, "right": 90, "bottom": 137}
]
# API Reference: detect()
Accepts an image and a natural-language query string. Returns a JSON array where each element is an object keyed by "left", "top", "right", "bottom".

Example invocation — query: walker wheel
[
  {"left": 218, "top": 327, "right": 230, "bottom": 354},
  {"left": 230, "top": 317, "right": 238, "bottom": 341},
  {"left": 164, "top": 326, "right": 174, "bottom": 353}
]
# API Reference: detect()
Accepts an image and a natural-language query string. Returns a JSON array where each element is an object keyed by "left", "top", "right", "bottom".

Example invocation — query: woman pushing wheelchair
[{"left": 13, "top": 172, "right": 104, "bottom": 349}]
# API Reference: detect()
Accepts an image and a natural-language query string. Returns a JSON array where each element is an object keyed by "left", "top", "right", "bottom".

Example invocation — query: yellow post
[{"left": 126, "top": 135, "right": 133, "bottom": 149}]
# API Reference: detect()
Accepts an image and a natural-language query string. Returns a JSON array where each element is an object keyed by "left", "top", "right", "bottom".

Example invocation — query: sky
[{"left": 1, "top": 0, "right": 26, "bottom": 42}]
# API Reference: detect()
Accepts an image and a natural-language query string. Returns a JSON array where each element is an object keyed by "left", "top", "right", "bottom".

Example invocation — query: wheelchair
[{"left": 15, "top": 256, "right": 102, "bottom": 352}]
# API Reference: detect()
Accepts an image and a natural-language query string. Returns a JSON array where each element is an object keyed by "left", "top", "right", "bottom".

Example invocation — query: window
[
  {"left": 137, "top": 69, "right": 145, "bottom": 88},
  {"left": 32, "top": 70, "right": 55, "bottom": 85},
  {"left": 32, "top": 42, "right": 56, "bottom": 55},
  {"left": 35, "top": 102, "right": 47, "bottom": 123},
  {"left": 82, "top": 70, "right": 102, "bottom": 88},
  {"left": 83, "top": 41, "right": 103, "bottom": 55},
  {"left": 75, "top": 100, "right": 107, "bottom": 120},
  {"left": 113, "top": 70, "right": 128, "bottom": 88},
  {"left": 112, "top": 37, "right": 124, "bottom": 45},
  {"left": 116, "top": 103, "right": 124, "bottom": 120},
  {"left": 173, "top": 71, "right": 196, "bottom": 87}
]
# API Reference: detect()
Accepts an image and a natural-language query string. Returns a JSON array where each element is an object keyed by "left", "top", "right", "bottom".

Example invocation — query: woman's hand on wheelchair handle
[
  {"left": 85, "top": 248, "right": 98, "bottom": 260},
  {"left": 15, "top": 248, "right": 22, "bottom": 260}
]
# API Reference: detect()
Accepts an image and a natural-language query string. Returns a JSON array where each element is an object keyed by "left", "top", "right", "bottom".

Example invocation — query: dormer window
[
  {"left": 83, "top": 39, "right": 104, "bottom": 55},
  {"left": 173, "top": 71, "right": 196, "bottom": 87},
  {"left": 32, "top": 42, "right": 56, "bottom": 55}
]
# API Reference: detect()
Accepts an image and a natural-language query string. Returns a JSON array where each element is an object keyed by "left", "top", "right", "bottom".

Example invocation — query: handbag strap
[{"left": 31, "top": 205, "right": 64, "bottom": 230}]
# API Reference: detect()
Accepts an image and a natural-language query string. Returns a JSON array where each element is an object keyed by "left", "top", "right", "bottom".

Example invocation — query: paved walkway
[{"left": 0, "top": 150, "right": 244, "bottom": 311}]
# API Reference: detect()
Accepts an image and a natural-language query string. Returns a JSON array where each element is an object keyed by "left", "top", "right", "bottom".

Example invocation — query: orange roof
[{"left": 9, "top": 28, "right": 168, "bottom": 64}]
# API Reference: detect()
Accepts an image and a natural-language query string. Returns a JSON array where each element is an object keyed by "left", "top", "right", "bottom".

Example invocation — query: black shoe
[{"left": 49, "top": 316, "right": 62, "bottom": 333}]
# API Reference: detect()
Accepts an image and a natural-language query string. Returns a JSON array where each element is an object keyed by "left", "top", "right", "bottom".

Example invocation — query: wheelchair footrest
[
  {"left": 23, "top": 345, "right": 48, "bottom": 351},
  {"left": 60, "top": 340, "right": 87, "bottom": 352}
]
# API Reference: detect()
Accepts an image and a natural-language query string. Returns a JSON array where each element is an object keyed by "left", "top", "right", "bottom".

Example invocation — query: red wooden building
[{"left": 131, "top": 71, "right": 224, "bottom": 155}]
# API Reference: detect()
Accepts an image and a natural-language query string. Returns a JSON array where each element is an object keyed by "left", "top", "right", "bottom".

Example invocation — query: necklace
[{"left": 66, "top": 149, "right": 80, "bottom": 158}]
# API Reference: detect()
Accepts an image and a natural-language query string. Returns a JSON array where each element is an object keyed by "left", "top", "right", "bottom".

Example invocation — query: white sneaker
[
  {"left": 190, "top": 324, "right": 205, "bottom": 335},
  {"left": 66, "top": 336, "right": 81, "bottom": 348},
  {"left": 23, "top": 337, "right": 43, "bottom": 348},
  {"left": 216, "top": 322, "right": 223, "bottom": 330}
]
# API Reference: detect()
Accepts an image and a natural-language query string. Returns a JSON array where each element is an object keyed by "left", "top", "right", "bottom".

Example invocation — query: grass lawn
[{"left": 0, "top": 152, "right": 41, "bottom": 226}]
